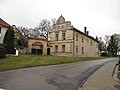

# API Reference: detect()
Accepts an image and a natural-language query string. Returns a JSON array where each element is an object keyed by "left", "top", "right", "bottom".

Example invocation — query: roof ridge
[{"left": 0, "top": 18, "right": 10, "bottom": 27}]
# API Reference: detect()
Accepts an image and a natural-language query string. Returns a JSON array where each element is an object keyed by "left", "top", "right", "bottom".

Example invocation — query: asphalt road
[{"left": 0, "top": 58, "right": 117, "bottom": 90}]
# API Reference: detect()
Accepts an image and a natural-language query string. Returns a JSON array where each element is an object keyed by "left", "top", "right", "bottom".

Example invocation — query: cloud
[{"left": 0, "top": 0, "right": 120, "bottom": 37}]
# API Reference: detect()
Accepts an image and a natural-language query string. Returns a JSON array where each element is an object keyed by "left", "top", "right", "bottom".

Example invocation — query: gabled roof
[
  {"left": 0, "top": 18, "right": 10, "bottom": 27},
  {"left": 28, "top": 36, "right": 48, "bottom": 41},
  {"left": 73, "top": 27, "right": 98, "bottom": 43}
]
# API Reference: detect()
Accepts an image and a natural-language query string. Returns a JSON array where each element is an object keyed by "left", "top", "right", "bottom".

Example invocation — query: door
[
  {"left": 32, "top": 48, "right": 43, "bottom": 55},
  {"left": 47, "top": 48, "right": 50, "bottom": 55}
]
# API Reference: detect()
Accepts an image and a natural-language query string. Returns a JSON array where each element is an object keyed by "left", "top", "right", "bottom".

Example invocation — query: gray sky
[{"left": 0, "top": 0, "right": 120, "bottom": 37}]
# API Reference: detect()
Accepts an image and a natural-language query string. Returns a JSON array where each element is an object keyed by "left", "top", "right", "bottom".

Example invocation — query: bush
[
  {"left": 3, "top": 26, "right": 14, "bottom": 54},
  {"left": 0, "top": 44, "right": 7, "bottom": 58}
]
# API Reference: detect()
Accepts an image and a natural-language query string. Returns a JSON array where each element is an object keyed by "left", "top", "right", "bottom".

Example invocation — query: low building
[
  {"left": 27, "top": 36, "right": 51, "bottom": 55},
  {"left": 50, "top": 15, "right": 100, "bottom": 57}
]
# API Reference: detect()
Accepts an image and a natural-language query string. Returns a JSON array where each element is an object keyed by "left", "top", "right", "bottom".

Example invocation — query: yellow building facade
[
  {"left": 50, "top": 15, "right": 100, "bottom": 57},
  {"left": 27, "top": 36, "right": 50, "bottom": 55}
]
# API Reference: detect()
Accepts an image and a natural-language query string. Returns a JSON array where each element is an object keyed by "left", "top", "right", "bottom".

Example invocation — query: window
[
  {"left": 62, "top": 32, "right": 66, "bottom": 40},
  {"left": 0, "top": 27, "right": 1, "bottom": 33},
  {"left": 62, "top": 25, "right": 63, "bottom": 28},
  {"left": 76, "top": 45, "right": 78, "bottom": 53},
  {"left": 62, "top": 45, "right": 65, "bottom": 52},
  {"left": 58, "top": 26, "right": 60, "bottom": 29},
  {"left": 55, "top": 33, "right": 58, "bottom": 41},
  {"left": 87, "top": 39, "right": 89, "bottom": 44},
  {"left": 91, "top": 41, "right": 92, "bottom": 46},
  {"left": 0, "top": 27, "right": 1, "bottom": 37},
  {"left": 82, "top": 47, "right": 84, "bottom": 54},
  {"left": 82, "top": 36, "right": 84, "bottom": 43},
  {"left": 76, "top": 34, "right": 78, "bottom": 41},
  {"left": 55, "top": 45, "right": 58, "bottom": 52},
  {"left": 53, "top": 26, "right": 56, "bottom": 29}
]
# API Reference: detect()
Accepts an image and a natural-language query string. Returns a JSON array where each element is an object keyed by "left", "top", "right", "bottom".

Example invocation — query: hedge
[{"left": 0, "top": 44, "right": 7, "bottom": 58}]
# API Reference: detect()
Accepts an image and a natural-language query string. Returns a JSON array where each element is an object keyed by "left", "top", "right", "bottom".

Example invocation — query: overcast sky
[{"left": 0, "top": 0, "right": 120, "bottom": 38}]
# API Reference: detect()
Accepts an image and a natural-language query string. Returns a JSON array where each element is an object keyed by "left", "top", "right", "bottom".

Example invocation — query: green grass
[{"left": 0, "top": 54, "right": 107, "bottom": 72}]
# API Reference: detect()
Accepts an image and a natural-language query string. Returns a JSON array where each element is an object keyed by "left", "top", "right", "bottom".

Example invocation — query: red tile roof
[
  {"left": 0, "top": 18, "right": 10, "bottom": 27},
  {"left": 28, "top": 36, "right": 48, "bottom": 41}
]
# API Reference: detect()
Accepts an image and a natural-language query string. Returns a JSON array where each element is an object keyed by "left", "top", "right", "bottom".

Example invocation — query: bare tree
[
  {"left": 98, "top": 37, "right": 106, "bottom": 51},
  {"left": 17, "top": 26, "right": 28, "bottom": 48},
  {"left": 18, "top": 18, "right": 56, "bottom": 38},
  {"left": 37, "top": 19, "right": 51, "bottom": 38},
  {"left": 36, "top": 18, "right": 56, "bottom": 38},
  {"left": 17, "top": 26, "right": 29, "bottom": 36},
  {"left": 33, "top": 27, "right": 40, "bottom": 36},
  {"left": 104, "top": 35, "right": 110, "bottom": 51},
  {"left": 51, "top": 18, "right": 57, "bottom": 25}
]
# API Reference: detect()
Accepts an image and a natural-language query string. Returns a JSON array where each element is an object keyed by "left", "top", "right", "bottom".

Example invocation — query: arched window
[{"left": 62, "top": 32, "right": 66, "bottom": 40}]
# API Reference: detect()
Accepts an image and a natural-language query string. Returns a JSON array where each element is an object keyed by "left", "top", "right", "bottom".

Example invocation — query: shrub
[
  {"left": 3, "top": 26, "right": 14, "bottom": 54},
  {"left": 0, "top": 44, "right": 7, "bottom": 58}
]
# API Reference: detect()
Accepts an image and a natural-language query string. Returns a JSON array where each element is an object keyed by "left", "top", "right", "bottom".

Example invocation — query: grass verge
[{"left": 0, "top": 54, "right": 107, "bottom": 72}]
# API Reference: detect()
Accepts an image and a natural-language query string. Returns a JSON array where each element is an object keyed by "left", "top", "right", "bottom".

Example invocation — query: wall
[
  {"left": 50, "top": 16, "right": 74, "bottom": 56},
  {"left": 74, "top": 31, "right": 100, "bottom": 57},
  {"left": 0, "top": 26, "right": 8, "bottom": 43},
  {"left": 27, "top": 38, "right": 48, "bottom": 55}
]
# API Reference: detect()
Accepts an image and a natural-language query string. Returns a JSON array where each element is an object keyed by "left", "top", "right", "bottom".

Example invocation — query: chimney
[
  {"left": 84, "top": 26, "right": 87, "bottom": 34},
  {"left": 86, "top": 31, "right": 89, "bottom": 35}
]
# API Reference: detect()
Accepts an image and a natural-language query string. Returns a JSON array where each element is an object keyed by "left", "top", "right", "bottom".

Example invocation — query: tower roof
[
  {"left": 57, "top": 15, "right": 65, "bottom": 24},
  {"left": 59, "top": 14, "right": 65, "bottom": 20}
]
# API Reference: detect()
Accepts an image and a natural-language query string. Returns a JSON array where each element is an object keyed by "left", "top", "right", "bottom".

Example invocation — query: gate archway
[{"left": 31, "top": 42, "right": 43, "bottom": 55}]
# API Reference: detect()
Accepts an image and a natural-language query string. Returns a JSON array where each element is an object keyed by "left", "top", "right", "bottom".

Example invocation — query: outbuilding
[{"left": 27, "top": 36, "right": 51, "bottom": 55}]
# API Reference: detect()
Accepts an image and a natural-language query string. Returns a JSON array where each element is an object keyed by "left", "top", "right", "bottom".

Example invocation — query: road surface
[{"left": 0, "top": 58, "right": 117, "bottom": 90}]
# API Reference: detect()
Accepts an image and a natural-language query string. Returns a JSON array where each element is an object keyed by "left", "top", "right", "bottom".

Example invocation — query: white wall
[{"left": 0, "top": 26, "right": 8, "bottom": 43}]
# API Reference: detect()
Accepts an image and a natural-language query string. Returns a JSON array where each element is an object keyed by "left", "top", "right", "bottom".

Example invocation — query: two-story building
[{"left": 50, "top": 15, "right": 100, "bottom": 57}]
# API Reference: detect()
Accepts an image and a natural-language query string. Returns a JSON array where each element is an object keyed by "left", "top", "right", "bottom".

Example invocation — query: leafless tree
[
  {"left": 17, "top": 26, "right": 29, "bottom": 36},
  {"left": 51, "top": 18, "right": 57, "bottom": 25},
  {"left": 36, "top": 18, "right": 56, "bottom": 38},
  {"left": 104, "top": 35, "right": 110, "bottom": 50},
  {"left": 18, "top": 18, "right": 56, "bottom": 38},
  {"left": 37, "top": 19, "right": 51, "bottom": 38},
  {"left": 98, "top": 37, "right": 106, "bottom": 51},
  {"left": 16, "top": 26, "right": 28, "bottom": 48}
]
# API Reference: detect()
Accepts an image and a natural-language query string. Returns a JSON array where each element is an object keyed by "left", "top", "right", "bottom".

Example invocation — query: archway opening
[{"left": 31, "top": 42, "right": 43, "bottom": 55}]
